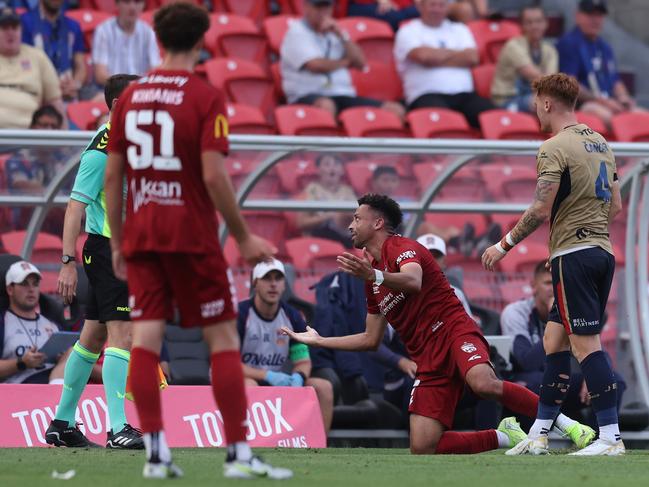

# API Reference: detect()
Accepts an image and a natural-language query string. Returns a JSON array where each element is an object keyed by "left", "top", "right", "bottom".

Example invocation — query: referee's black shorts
[
  {"left": 82, "top": 234, "right": 130, "bottom": 323},
  {"left": 548, "top": 247, "right": 615, "bottom": 336}
]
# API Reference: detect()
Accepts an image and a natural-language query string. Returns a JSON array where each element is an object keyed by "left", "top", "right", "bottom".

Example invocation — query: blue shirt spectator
[{"left": 21, "top": 0, "right": 86, "bottom": 100}]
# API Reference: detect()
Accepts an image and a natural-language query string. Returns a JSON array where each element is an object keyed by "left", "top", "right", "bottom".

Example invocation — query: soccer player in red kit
[
  {"left": 104, "top": 3, "right": 292, "bottom": 480},
  {"left": 284, "top": 194, "right": 594, "bottom": 454}
]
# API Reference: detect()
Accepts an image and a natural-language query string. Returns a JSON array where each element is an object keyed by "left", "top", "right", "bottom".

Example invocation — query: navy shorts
[{"left": 548, "top": 247, "right": 615, "bottom": 335}]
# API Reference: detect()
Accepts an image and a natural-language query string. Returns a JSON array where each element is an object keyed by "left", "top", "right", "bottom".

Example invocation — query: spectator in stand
[
  {"left": 91, "top": 0, "right": 160, "bottom": 87},
  {"left": 280, "top": 0, "right": 404, "bottom": 119},
  {"left": 500, "top": 261, "right": 626, "bottom": 429},
  {"left": 347, "top": 1, "right": 420, "bottom": 31},
  {"left": 239, "top": 259, "right": 334, "bottom": 433},
  {"left": 394, "top": 0, "right": 494, "bottom": 128},
  {"left": 0, "top": 261, "right": 70, "bottom": 384},
  {"left": 21, "top": 0, "right": 86, "bottom": 101},
  {"left": 0, "top": 1, "right": 65, "bottom": 129},
  {"left": 557, "top": 0, "right": 642, "bottom": 127},
  {"left": 296, "top": 153, "right": 357, "bottom": 248},
  {"left": 491, "top": 5, "right": 558, "bottom": 113}
]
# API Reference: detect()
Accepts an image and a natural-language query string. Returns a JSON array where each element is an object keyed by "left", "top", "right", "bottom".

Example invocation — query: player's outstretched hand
[
  {"left": 58, "top": 264, "right": 77, "bottom": 305},
  {"left": 337, "top": 249, "right": 374, "bottom": 281},
  {"left": 481, "top": 245, "right": 505, "bottom": 272},
  {"left": 238, "top": 234, "right": 277, "bottom": 266},
  {"left": 281, "top": 325, "right": 322, "bottom": 347},
  {"left": 112, "top": 248, "right": 127, "bottom": 281}
]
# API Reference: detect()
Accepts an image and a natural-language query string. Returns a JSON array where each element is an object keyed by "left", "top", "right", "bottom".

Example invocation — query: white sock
[
  {"left": 554, "top": 413, "right": 577, "bottom": 433},
  {"left": 496, "top": 430, "right": 511, "bottom": 448},
  {"left": 528, "top": 419, "right": 554, "bottom": 439},
  {"left": 599, "top": 423, "right": 621, "bottom": 443},
  {"left": 232, "top": 442, "right": 252, "bottom": 461},
  {"left": 144, "top": 431, "right": 172, "bottom": 464}
]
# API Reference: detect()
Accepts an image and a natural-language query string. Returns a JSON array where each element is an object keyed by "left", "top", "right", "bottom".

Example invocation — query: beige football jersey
[{"left": 536, "top": 123, "right": 616, "bottom": 258}]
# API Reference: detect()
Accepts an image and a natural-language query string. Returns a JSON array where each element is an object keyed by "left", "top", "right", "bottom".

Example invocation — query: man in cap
[
  {"left": 238, "top": 258, "right": 334, "bottom": 433},
  {"left": 0, "top": 261, "right": 69, "bottom": 384}
]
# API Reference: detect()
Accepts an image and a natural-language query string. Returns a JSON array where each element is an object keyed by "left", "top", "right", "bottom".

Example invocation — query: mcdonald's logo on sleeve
[{"left": 214, "top": 114, "right": 229, "bottom": 139}]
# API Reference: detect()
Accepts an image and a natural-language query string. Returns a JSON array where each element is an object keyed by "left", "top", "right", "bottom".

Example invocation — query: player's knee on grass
[
  {"left": 79, "top": 320, "right": 107, "bottom": 354},
  {"left": 409, "top": 415, "right": 444, "bottom": 454}
]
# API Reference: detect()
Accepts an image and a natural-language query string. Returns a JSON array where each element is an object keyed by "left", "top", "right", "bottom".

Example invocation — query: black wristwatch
[
  {"left": 61, "top": 254, "right": 76, "bottom": 264},
  {"left": 16, "top": 357, "right": 26, "bottom": 371}
]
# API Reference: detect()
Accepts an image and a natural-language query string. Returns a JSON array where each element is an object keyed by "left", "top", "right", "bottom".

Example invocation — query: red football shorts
[
  {"left": 408, "top": 330, "right": 491, "bottom": 428},
  {"left": 125, "top": 251, "right": 237, "bottom": 327}
]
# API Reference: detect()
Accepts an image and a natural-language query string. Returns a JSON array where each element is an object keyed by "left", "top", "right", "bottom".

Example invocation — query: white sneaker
[
  {"left": 568, "top": 438, "right": 625, "bottom": 456},
  {"left": 224, "top": 456, "right": 293, "bottom": 480},
  {"left": 143, "top": 461, "right": 184, "bottom": 479},
  {"left": 505, "top": 435, "right": 549, "bottom": 456}
]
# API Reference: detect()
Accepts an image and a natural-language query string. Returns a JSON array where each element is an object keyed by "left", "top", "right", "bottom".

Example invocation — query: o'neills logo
[{"left": 132, "top": 177, "right": 183, "bottom": 212}]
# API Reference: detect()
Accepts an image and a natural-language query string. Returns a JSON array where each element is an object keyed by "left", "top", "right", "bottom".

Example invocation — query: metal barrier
[{"left": 1, "top": 130, "right": 648, "bottom": 405}]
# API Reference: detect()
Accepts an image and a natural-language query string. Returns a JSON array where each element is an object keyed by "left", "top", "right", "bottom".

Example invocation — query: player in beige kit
[{"left": 482, "top": 73, "right": 624, "bottom": 456}]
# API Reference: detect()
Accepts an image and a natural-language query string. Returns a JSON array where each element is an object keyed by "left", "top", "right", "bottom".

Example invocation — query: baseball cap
[
  {"left": 578, "top": 0, "right": 608, "bottom": 14},
  {"left": 252, "top": 258, "right": 286, "bottom": 280},
  {"left": 5, "top": 261, "right": 41, "bottom": 286},
  {"left": 416, "top": 234, "right": 447, "bottom": 256},
  {"left": 0, "top": 0, "right": 19, "bottom": 25}
]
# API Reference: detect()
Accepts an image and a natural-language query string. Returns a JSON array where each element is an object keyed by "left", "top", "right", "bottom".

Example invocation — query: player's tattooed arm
[{"left": 510, "top": 179, "right": 559, "bottom": 244}]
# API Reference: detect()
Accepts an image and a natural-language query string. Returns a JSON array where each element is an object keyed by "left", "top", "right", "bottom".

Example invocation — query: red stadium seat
[
  {"left": 407, "top": 108, "right": 477, "bottom": 139},
  {"left": 500, "top": 279, "right": 533, "bottom": 304},
  {"left": 204, "top": 14, "right": 267, "bottom": 66},
  {"left": 337, "top": 17, "right": 394, "bottom": 63},
  {"left": 611, "top": 112, "right": 649, "bottom": 142},
  {"left": 478, "top": 164, "right": 537, "bottom": 202},
  {"left": 226, "top": 103, "right": 275, "bottom": 135},
  {"left": 423, "top": 212, "right": 489, "bottom": 237},
  {"left": 262, "top": 15, "right": 299, "bottom": 54},
  {"left": 67, "top": 101, "right": 109, "bottom": 130},
  {"left": 274, "top": 105, "right": 340, "bottom": 136},
  {"left": 498, "top": 241, "right": 549, "bottom": 274},
  {"left": 467, "top": 19, "right": 521, "bottom": 63},
  {"left": 344, "top": 160, "right": 414, "bottom": 195},
  {"left": 223, "top": 236, "right": 245, "bottom": 268},
  {"left": 203, "top": 58, "right": 277, "bottom": 120},
  {"left": 242, "top": 211, "right": 290, "bottom": 247},
  {"left": 413, "top": 162, "right": 486, "bottom": 201},
  {"left": 576, "top": 111, "right": 612, "bottom": 140},
  {"left": 226, "top": 152, "right": 282, "bottom": 197},
  {"left": 471, "top": 63, "right": 496, "bottom": 100},
  {"left": 285, "top": 237, "right": 346, "bottom": 271},
  {"left": 79, "top": 0, "right": 116, "bottom": 14},
  {"left": 231, "top": 269, "right": 252, "bottom": 301},
  {"left": 66, "top": 9, "right": 112, "bottom": 48},
  {"left": 222, "top": 0, "right": 269, "bottom": 25},
  {"left": 339, "top": 107, "right": 410, "bottom": 138},
  {"left": 351, "top": 61, "right": 403, "bottom": 102},
  {"left": 276, "top": 156, "right": 318, "bottom": 194},
  {"left": 292, "top": 272, "right": 320, "bottom": 303},
  {"left": 1, "top": 231, "right": 63, "bottom": 264},
  {"left": 479, "top": 110, "right": 543, "bottom": 140}
]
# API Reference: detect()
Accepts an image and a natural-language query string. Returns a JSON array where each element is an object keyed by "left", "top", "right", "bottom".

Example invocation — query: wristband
[
  {"left": 374, "top": 269, "right": 384, "bottom": 285},
  {"left": 494, "top": 242, "right": 508, "bottom": 255},
  {"left": 505, "top": 232, "right": 515, "bottom": 247}
]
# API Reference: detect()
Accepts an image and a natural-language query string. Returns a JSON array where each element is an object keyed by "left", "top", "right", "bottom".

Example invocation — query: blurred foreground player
[
  {"left": 482, "top": 73, "right": 624, "bottom": 456},
  {"left": 105, "top": 3, "right": 292, "bottom": 479},
  {"left": 284, "top": 194, "right": 593, "bottom": 454}
]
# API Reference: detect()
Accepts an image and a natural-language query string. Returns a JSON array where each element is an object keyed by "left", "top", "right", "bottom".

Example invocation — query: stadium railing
[{"left": 1, "top": 130, "right": 648, "bottom": 412}]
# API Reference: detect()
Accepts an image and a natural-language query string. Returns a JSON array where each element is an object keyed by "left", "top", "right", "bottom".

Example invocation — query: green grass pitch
[{"left": 1, "top": 448, "right": 648, "bottom": 486}]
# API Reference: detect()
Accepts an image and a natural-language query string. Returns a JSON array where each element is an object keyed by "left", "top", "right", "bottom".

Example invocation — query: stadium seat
[
  {"left": 226, "top": 103, "right": 275, "bottom": 135},
  {"left": 79, "top": 0, "right": 116, "bottom": 14},
  {"left": 222, "top": 0, "right": 269, "bottom": 25},
  {"left": 479, "top": 110, "right": 543, "bottom": 140},
  {"left": 292, "top": 271, "right": 322, "bottom": 303},
  {"left": 350, "top": 61, "right": 403, "bottom": 102},
  {"left": 344, "top": 160, "right": 413, "bottom": 196},
  {"left": 231, "top": 270, "right": 252, "bottom": 301},
  {"left": 242, "top": 211, "right": 290, "bottom": 248},
  {"left": 226, "top": 152, "right": 282, "bottom": 197},
  {"left": 165, "top": 325, "right": 210, "bottom": 385},
  {"left": 423, "top": 212, "right": 489, "bottom": 237},
  {"left": 471, "top": 63, "right": 496, "bottom": 100},
  {"left": 498, "top": 241, "right": 549, "bottom": 274},
  {"left": 204, "top": 14, "right": 268, "bottom": 67},
  {"left": 467, "top": 19, "right": 521, "bottom": 63},
  {"left": 478, "top": 164, "right": 537, "bottom": 202},
  {"left": 262, "top": 15, "right": 298, "bottom": 54},
  {"left": 461, "top": 277, "right": 503, "bottom": 310},
  {"left": 223, "top": 236, "right": 245, "bottom": 268},
  {"left": 274, "top": 105, "right": 341, "bottom": 136},
  {"left": 339, "top": 107, "right": 410, "bottom": 138},
  {"left": 270, "top": 62, "right": 284, "bottom": 100},
  {"left": 413, "top": 162, "right": 486, "bottom": 201},
  {"left": 67, "top": 101, "right": 109, "bottom": 130},
  {"left": 576, "top": 111, "right": 612, "bottom": 140},
  {"left": 337, "top": 17, "right": 394, "bottom": 63},
  {"left": 276, "top": 156, "right": 318, "bottom": 194},
  {"left": 285, "top": 237, "right": 346, "bottom": 271},
  {"left": 203, "top": 58, "right": 277, "bottom": 120},
  {"left": 500, "top": 279, "right": 533, "bottom": 304},
  {"left": 611, "top": 112, "right": 649, "bottom": 142},
  {"left": 66, "top": 9, "right": 112, "bottom": 48},
  {"left": 1, "top": 231, "right": 63, "bottom": 264},
  {"left": 407, "top": 108, "right": 477, "bottom": 139}
]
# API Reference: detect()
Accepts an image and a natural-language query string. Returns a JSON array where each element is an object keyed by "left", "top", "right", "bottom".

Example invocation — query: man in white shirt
[
  {"left": 394, "top": 0, "right": 493, "bottom": 127},
  {"left": 0, "top": 261, "right": 68, "bottom": 384},
  {"left": 91, "top": 0, "right": 160, "bottom": 86},
  {"left": 281, "top": 0, "right": 404, "bottom": 118}
]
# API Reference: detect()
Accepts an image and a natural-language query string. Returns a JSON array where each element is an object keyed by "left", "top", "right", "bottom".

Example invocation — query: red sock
[
  {"left": 211, "top": 351, "right": 248, "bottom": 444},
  {"left": 501, "top": 381, "right": 539, "bottom": 418},
  {"left": 130, "top": 347, "right": 162, "bottom": 433},
  {"left": 436, "top": 430, "right": 498, "bottom": 454}
]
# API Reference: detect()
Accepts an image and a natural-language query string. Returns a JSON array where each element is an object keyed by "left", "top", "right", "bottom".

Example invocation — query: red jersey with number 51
[{"left": 107, "top": 69, "right": 229, "bottom": 257}]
